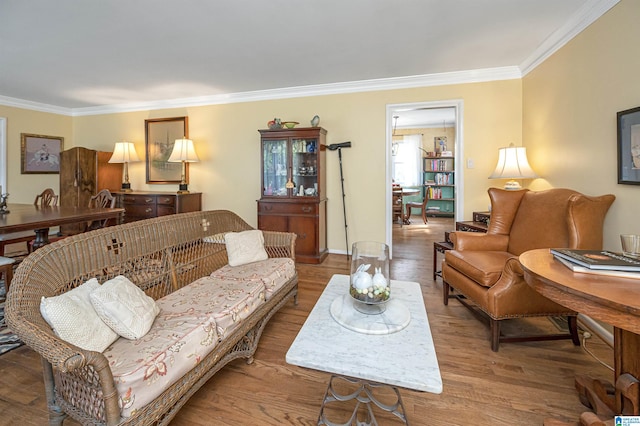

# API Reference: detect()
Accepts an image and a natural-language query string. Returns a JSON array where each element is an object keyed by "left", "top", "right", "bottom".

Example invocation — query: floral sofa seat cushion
[
  {"left": 105, "top": 276, "right": 266, "bottom": 418},
  {"left": 211, "top": 258, "right": 296, "bottom": 300}
]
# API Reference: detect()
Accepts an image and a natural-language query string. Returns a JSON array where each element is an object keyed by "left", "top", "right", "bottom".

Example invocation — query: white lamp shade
[
  {"left": 168, "top": 138, "right": 199, "bottom": 163},
  {"left": 489, "top": 146, "right": 537, "bottom": 180},
  {"left": 108, "top": 142, "right": 140, "bottom": 163}
]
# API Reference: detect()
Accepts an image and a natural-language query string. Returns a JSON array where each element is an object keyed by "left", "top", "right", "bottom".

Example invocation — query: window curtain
[{"left": 392, "top": 134, "right": 422, "bottom": 186}]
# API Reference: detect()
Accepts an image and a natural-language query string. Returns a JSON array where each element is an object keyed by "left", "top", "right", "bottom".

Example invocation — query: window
[{"left": 392, "top": 134, "right": 422, "bottom": 187}]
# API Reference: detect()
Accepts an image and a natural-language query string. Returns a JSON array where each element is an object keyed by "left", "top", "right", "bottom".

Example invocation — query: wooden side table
[
  {"left": 455, "top": 220, "right": 488, "bottom": 233},
  {"left": 521, "top": 249, "right": 640, "bottom": 424},
  {"left": 433, "top": 241, "right": 453, "bottom": 279}
]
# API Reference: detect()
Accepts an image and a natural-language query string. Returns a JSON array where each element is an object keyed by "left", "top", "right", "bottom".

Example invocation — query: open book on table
[{"left": 550, "top": 248, "right": 640, "bottom": 272}]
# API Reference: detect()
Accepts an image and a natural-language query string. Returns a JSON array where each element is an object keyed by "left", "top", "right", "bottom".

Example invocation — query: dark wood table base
[{"left": 521, "top": 249, "right": 640, "bottom": 425}]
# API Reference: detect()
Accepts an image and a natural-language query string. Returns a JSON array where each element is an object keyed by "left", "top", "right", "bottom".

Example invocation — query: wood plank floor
[{"left": 0, "top": 217, "right": 614, "bottom": 425}]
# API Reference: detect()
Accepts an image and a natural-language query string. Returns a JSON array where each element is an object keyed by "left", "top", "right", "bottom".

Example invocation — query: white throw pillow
[
  {"left": 90, "top": 275, "right": 160, "bottom": 340},
  {"left": 224, "top": 230, "right": 269, "bottom": 267},
  {"left": 40, "top": 278, "right": 118, "bottom": 352}
]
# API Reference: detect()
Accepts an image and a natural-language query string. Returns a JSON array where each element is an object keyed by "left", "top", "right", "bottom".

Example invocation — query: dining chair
[
  {"left": 86, "top": 189, "right": 116, "bottom": 231},
  {"left": 392, "top": 186, "right": 404, "bottom": 226},
  {"left": 0, "top": 188, "right": 59, "bottom": 256},
  {"left": 404, "top": 189, "right": 430, "bottom": 224},
  {"left": 34, "top": 188, "right": 59, "bottom": 207}
]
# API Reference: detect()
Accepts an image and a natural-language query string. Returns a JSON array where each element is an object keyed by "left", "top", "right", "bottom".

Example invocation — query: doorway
[{"left": 385, "top": 100, "right": 464, "bottom": 254}]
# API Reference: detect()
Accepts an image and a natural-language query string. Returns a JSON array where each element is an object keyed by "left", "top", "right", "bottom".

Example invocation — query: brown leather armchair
[{"left": 442, "top": 188, "right": 615, "bottom": 351}]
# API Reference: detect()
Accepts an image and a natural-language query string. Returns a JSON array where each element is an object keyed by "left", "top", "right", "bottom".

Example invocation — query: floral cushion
[
  {"left": 211, "top": 258, "right": 295, "bottom": 300},
  {"left": 104, "top": 275, "right": 266, "bottom": 418}
]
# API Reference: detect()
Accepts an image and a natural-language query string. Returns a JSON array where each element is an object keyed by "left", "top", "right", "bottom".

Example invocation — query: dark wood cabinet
[
  {"left": 59, "top": 147, "right": 122, "bottom": 235},
  {"left": 114, "top": 191, "right": 202, "bottom": 223},
  {"left": 257, "top": 127, "right": 327, "bottom": 264}
]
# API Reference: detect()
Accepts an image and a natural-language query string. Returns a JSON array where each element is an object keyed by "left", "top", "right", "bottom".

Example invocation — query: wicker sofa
[{"left": 5, "top": 210, "right": 298, "bottom": 426}]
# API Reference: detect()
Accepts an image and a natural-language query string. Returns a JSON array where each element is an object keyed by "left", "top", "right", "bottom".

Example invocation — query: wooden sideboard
[{"left": 114, "top": 191, "right": 202, "bottom": 223}]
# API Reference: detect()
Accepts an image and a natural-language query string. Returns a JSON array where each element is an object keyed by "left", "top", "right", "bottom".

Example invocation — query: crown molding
[
  {"left": 520, "top": 0, "right": 620, "bottom": 75},
  {"left": 0, "top": 95, "right": 73, "bottom": 116},
  {"left": 0, "top": 67, "right": 521, "bottom": 117},
  {"left": 71, "top": 67, "right": 520, "bottom": 116}
]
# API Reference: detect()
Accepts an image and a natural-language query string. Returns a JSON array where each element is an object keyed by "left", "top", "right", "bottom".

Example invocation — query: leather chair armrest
[
  {"left": 486, "top": 258, "right": 574, "bottom": 317},
  {"left": 451, "top": 232, "right": 509, "bottom": 251}
]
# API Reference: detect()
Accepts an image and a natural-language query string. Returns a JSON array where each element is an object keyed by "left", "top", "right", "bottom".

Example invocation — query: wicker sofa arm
[{"left": 262, "top": 230, "right": 297, "bottom": 260}]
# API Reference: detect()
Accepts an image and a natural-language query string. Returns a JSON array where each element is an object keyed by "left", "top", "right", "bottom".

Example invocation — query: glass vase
[{"left": 350, "top": 241, "right": 390, "bottom": 314}]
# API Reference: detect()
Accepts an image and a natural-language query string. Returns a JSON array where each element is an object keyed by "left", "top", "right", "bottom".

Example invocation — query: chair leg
[
  {"left": 422, "top": 208, "right": 428, "bottom": 224},
  {"left": 568, "top": 315, "right": 580, "bottom": 346},
  {"left": 491, "top": 319, "right": 500, "bottom": 352},
  {"left": 0, "top": 262, "right": 13, "bottom": 293},
  {"left": 443, "top": 280, "right": 450, "bottom": 306}
]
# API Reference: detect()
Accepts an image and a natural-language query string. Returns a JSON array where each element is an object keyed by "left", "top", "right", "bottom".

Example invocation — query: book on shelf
[
  {"left": 550, "top": 248, "right": 640, "bottom": 272},
  {"left": 553, "top": 255, "right": 640, "bottom": 279}
]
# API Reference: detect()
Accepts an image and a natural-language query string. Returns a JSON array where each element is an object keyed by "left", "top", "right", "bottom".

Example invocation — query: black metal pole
[{"left": 337, "top": 147, "right": 349, "bottom": 257}]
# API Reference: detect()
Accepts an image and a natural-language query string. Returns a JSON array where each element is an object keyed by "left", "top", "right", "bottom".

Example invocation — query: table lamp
[
  {"left": 108, "top": 142, "right": 140, "bottom": 192},
  {"left": 488, "top": 144, "right": 538, "bottom": 190},
  {"left": 168, "top": 137, "right": 199, "bottom": 193}
]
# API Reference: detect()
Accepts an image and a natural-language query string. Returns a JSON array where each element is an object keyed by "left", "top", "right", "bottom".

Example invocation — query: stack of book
[{"left": 551, "top": 248, "right": 640, "bottom": 279}]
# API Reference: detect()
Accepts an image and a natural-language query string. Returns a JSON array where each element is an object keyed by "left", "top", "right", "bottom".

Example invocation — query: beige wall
[
  {"left": 523, "top": 0, "right": 639, "bottom": 250},
  {"left": 1, "top": 79, "right": 521, "bottom": 253},
  {"left": 0, "top": 106, "right": 72, "bottom": 203}
]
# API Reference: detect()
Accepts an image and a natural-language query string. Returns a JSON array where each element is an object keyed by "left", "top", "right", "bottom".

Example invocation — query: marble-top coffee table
[{"left": 286, "top": 274, "right": 442, "bottom": 425}]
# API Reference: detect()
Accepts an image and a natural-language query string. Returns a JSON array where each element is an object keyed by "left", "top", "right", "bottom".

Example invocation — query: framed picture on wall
[
  {"left": 145, "top": 116, "right": 188, "bottom": 184},
  {"left": 20, "top": 133, "right": 64, "bottom": 174},
  {"left": 617, "top": 106, "right": 640, "bottom": 185},
  {"left": 434, "top": 136, "right": 447, "bottom": 153}
]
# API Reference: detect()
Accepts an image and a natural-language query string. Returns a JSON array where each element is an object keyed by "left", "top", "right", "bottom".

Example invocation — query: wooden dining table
[{"left": 0, "top": 203, "right": 125, "bottom": 250}]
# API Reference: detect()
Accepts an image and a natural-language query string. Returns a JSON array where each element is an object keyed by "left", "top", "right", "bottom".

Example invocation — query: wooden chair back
[
  {"left": 34, "top": 188, "right": 58, "bottom": 207},
  {"left": 86, "top": 189, "right": 116, "bottom": 231}
]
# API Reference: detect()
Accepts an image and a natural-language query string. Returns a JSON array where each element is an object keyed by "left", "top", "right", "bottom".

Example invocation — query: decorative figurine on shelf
[
  {"left": 268, "top": 118, "right": 282, "bottom": 129},
  {"left": 0, "top": 192, "right": 10, "bottom": 214},
  {"left": 310, "top": 115, "right": 320, "bottom": 127}
]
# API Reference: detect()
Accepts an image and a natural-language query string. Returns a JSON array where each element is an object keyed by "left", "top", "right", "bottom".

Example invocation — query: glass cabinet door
[
  {"left": 262, "top": 139, "right": 288, "bottom": 197},
  {"left": 292, "top": 138, "right": 318, "bottom": 197}
]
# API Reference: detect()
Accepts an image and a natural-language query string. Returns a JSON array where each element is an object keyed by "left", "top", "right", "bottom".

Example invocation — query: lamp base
[
  {"left": 503, "top": 180, "right": 522, "bottom": 190},
  {"left": 121, "top": 182, "right": 133, "bottom": 193},
  {"left": 177, "top": 183, "right": 189, "bottom": 194}
]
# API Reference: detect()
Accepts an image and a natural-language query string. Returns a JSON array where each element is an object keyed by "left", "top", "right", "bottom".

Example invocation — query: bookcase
[{"left": 423, "top": 156, "right": 455, "bottom": 217}]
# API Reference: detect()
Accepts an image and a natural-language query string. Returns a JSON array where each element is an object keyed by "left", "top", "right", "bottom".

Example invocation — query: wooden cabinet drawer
[
  {"left": 156, "top": 196, "right": 175, "bottom": 206},
  {"left": 157, "top": 205, "right": 176, "bottom": 216},
  {"left": 258, "top": 202, "right": 318, "bottom": 215},
  {"left": 122, "top": 194, "right": 156, "bottom": 205},
  {"left": 126, "top": 204, "right": 157, "bottom": 217}
]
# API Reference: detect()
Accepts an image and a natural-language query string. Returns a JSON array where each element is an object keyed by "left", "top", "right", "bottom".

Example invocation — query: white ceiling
[{"left": 0, "top": 0, "right": 618, "bottom": 116}]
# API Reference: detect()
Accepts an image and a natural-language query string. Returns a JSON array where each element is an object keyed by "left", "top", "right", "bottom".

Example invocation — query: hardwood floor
[{"left": 0, "top": 217, "right": 614, "bottom": 425}]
